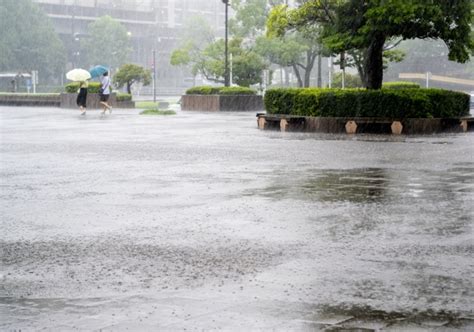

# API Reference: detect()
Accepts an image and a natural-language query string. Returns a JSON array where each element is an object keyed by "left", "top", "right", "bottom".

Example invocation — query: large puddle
[{"left": 1, "top": 107, "right": 473, "bottom": 330}]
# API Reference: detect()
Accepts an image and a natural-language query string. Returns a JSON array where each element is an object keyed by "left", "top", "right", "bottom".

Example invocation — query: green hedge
[
  {"left": 185, "top": 85, "right": 257, "bottom": 95},
  {"left": 65, "top": 82, "right": 101, "bottom": 93},
  {"left": 382, "top": 81, "right": 420, "bottom": 90},
  {"left": 116, "top": 93, "right": 132, "bottom": 101},
  {"left": 264, "top": 88, "right": 470, "bottom": 118}
]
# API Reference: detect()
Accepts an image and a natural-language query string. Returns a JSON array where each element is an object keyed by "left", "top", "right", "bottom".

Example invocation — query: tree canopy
[
  {"left": 114, "top": 63, "right": 151, "bottom": 94},
  {"left": 80, "top": 16, "right": 132, "bottom": 70},
  {"left": 268, "top": 0, "right": 474, "bottom": 89},
  {"left": 0, "top": 0, "right": 66, "bottom": 80},
  {"left": 171, "top": 15, "right": 266, "bottom": 87}
]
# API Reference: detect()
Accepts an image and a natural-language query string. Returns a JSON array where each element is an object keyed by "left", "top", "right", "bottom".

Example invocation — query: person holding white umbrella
[
  {"left": 66, "top": 68, "right": 91, "bottom": 115},
  {"left": 76, "top": 80, "right": 88, "bottom": 115}
]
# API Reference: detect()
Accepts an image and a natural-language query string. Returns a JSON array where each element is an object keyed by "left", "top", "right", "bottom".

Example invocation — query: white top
[{"left": 101, "top": 76, "right": 111, "bottom": 94}]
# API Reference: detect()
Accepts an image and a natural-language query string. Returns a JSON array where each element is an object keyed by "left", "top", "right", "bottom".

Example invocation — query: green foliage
[
  {"left": 140, "top": 109, "right": 176, "bottom": 116},
  {"left": 268, "top": 0, "right": 474, "bottom": 89},
  {"left": 186, "top": 86, "right": 221, "bottom": 95},
  {"left": 135, "top": 101, "right": 159, "bottom": 109},
  {"left": 185, "top": 86, "right": 257, "bottom": 95},
  {"left": 114, "top": 64, "right": 151, "bottom": 94},
  {"left": 219, "top": 87, "right": 257, "bottom": 95},
  {"left": 263, "top": 88, "right": 301, "bottom": 115},
  {"left": 265, "top": 4, "right": 327, "bottom": 87},
  {"left": 116, "top": 93, "right": 132, "bottom": 101},
  {"left": 170, "top": 16, "right": 216, "bottom": 76},
  {"left": 230, "top": 0, "right": 286, "bottom": 38},
  {"left": 173, "top": 37, "right": 266, "bottom": 87},
  {"left": 265, "top": 88, "right": 470, "bottom": 118},
  {"left": 331, "top": 73, "right": 364, "bottom": 88},
  {"left": 65, "top": 82, "right": 101, "bottom": 93},
  {"left": 382, "top": 82, "right": 420, "bottom": 90},
  {"left": 255, "top": 35, "right": 304, "bottom": 67},
  {"left": 80, "top": 16, "right": 132, "bottom": 69},
  {"left": 0, "top": 0, "right": 66, "bottom": 80}
]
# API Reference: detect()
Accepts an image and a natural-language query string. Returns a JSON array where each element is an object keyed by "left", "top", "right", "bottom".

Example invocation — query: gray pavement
[{"left": 1, "top": 107, "right": 473, "bottom": 331}]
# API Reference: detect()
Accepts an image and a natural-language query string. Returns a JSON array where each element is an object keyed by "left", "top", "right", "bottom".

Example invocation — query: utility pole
[
  {"left": 340, "top": 52, "right": 346, "bottom": 89},
  {"left": 152, "top": 49, "right": 156, "bottom": 102},
  {"left": 71, "top": 0, "right": 76, "bottom": 68},
  {"left": 222, "top": 0, "right": 230, "bottom": 87}
]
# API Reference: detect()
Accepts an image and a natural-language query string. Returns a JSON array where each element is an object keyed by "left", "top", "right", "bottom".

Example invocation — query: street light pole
[
  {"left": 222, "top": 0, "right": 230, "bottom": 87},
  {"left": 152, "top": 49, "right": 156, "bottom": 102}
]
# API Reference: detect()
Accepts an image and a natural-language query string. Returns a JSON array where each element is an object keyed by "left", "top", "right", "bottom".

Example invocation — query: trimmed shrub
[
  {"left": 185, "top": 85, "right": 257, "bottom": 95},
  {"left": 65, "top": 82, "right": 101, "bottom": 93},
  {"left": 382, "top": 81, "right": 420, "bottom": 90},
  {"left": 264, "top": 88, "right": 301, "bottom": 115},
  {"left": 116, "top": 93, "right": 132, "bottom": 101},
  {"left": 186, "top": 86, "right": 221, "bottom": 95},
  {"left": 219, "top": 86, "right": 257, "bottom": 95},
  {"left": 265, "top": 88, "right": 470, "bottom": 118}
]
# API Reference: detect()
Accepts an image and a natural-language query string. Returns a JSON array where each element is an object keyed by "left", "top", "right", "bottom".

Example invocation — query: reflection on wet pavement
[{"left": 1, "top": 107, "right": 473, "bottom": 330}]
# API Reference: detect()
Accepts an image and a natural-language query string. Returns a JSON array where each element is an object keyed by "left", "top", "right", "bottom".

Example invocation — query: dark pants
[{"left": 76, "top": 88, "right": 87, "bottom": 107}]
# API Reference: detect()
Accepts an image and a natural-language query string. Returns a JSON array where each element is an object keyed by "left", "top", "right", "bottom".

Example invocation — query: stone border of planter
[
  {"left": 0, "top": 94, "right": 60, "bottom": 107},
  {"left": 60, "top": 93, "right": 117, "bottom": 109},
  {"left": 181, "top": 94, "right": 263, "bottom": 111},
  {"left": 256, "top": 114, "right": 474, "bottom": 135},
  {"left": 0, "top": 93, "right": 134, "bottom": 109}
]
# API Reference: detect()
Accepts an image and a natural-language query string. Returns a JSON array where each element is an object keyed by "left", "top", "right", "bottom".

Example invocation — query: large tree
[
  {"left": 114, "top": 64, "right": 151, "bottom": 94},
  {"left": 171, "top": 15, "right": 266, "bottom": 87},
  {"left": 268, "top": 0, "right": 473, "bottom": 89},
  {"left": 232, "top": 0, "right": 325, "bottom": 87},
  {"left": 80, "top": 16, "right": 132, "bottom": 70},
  {"left": 170, "top": 16, "right": 215, "bottom": 80},
  {"left": 172, "top": 37, "right": 266, "bottom": 87},
  {"left": 0, "top": 0, "right": 66, "bottom": 80}
]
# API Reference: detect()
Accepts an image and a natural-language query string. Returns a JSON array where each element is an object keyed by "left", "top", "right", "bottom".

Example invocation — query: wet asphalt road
[{"left": 1, "top": 106, "right": 473, "bottom": 330}]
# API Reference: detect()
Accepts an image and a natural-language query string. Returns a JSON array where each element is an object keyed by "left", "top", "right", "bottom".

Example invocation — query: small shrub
[
  {"left": 219, "top": 86, "right": 257, "bottom": 95},
  {"left": 186, "top": 86, "right": 221, "bottom": 95},
  {"left": 382, "top": 81, "right": 420, "bottom": 90},
  {"left": 185, "top": 86, "right": 257, "bottom": 95},
  {"left": 265, "top": 88, "right": 469, "bottom": 118},
  {"left": 140, "top": 109, "right": 176, "bottom": 115},
  {"left": 116, "top": 93, "right": 132, "bottom": 102},
  {"left": 65, "top": 82, "right": 101, "bottom": 93},
  {"left": 135, "top": 101, "right": 159, "bottom": 109},
  {"left": 264, "top": 88, "right": 301, "bottom": 115}
]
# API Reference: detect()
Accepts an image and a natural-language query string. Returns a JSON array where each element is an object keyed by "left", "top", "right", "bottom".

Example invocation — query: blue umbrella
[{"left": 89, "top": 65, "right": 109, "bottom": 79}]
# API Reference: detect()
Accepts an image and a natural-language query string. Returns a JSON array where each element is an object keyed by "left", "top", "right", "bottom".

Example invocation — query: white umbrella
[{"left": 66, "top": 68, "right": 91, "bottom": 82}]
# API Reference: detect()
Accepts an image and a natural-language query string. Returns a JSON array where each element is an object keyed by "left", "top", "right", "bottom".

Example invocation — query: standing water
[{"left": 0, "top": 107, "right": 473, "bottom": 330}]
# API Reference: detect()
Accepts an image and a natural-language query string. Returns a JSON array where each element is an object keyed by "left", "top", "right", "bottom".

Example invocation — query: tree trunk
[
  {"left": 317, "top": 51, "right": 322, "bottom": 88},
  {"left": 365, "top": 35, "right": 386, "bottom": 89},
  {"left": 284, "top": 68, "right": 290, "bottom": 86},
  {"left": 303, "top": 50, "right": 317, "bottom": 88},
  {"left": 127, "top": 82, "right": 132, "bottom": 94},
  {"left": 292, "top": 64, "right": 303, "bottom": 87}
]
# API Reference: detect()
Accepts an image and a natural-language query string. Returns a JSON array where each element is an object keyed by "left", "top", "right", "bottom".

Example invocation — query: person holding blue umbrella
[
  {"left": 99, "top": 71, "right": 112, "bottom": 115},
  {"left": 89, "top": 65, "right": 109, "bottom": 79}
]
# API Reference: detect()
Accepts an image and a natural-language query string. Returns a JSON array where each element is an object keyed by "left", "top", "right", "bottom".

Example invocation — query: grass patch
[
  {"left": 140, "top": 109, "right": 176, "bottom": 116},
  {"left": 135, "top": 101, "right": 159, "bottom": 109}
]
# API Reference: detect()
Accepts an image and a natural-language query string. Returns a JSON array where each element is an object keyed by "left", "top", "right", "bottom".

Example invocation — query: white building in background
[{"left": 32, "top": 0, "right": 229, "bottom": 93}]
